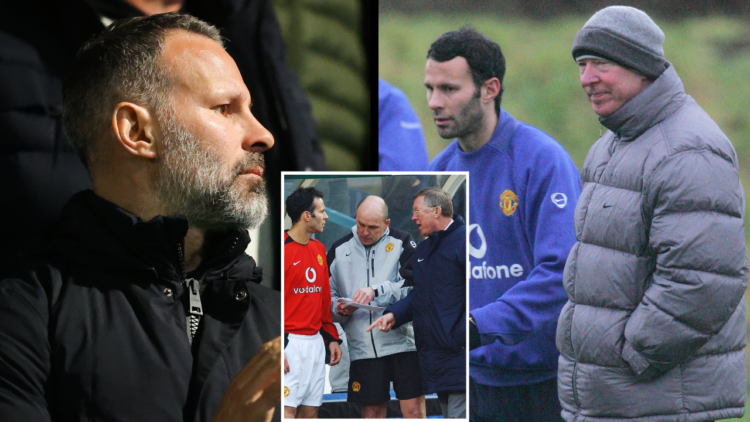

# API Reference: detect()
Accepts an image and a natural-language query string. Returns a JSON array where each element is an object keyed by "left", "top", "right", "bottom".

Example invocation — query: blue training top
[
  {"left": 430, "top": 108, "right": 581, "bottom": 387},
  {"left": 378, "top": 79, "right": 429, "bottom": 171}
]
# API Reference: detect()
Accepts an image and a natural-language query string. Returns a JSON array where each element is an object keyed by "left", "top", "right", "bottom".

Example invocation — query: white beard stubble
[{"left": 154, "top": 107, "right": 268, "bottom": 231}]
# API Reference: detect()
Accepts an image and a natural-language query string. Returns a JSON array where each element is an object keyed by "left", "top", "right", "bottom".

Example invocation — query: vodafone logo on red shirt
[
  {"left": 305, "top": 267, "right": 317, "bottom": 283},
  {"left": 294, "top": 267, "right": 322, "bottom": 294}
]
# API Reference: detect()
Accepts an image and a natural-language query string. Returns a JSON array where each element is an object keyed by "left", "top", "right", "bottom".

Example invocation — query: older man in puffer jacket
[{"left": 557, "top": 5, "right": 748, "bottom": 422}]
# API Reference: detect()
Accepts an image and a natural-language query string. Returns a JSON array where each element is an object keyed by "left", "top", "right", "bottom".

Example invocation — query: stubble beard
[
  {"left": 154, "top": 107, "right": 268, "bottom": 231},
  {"left": 436, "top": 89, "right": 485, "bottom": 141}
]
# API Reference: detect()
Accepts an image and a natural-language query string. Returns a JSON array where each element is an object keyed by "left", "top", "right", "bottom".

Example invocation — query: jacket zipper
[
  {"left": 177, "top": 242, "right": 203, "bottom": 344},
  {"left": 366, "top": 246, "right": 378, "bottom": 358},
  {"left": 572, "top": 361, "right": 580, "bottom": 409}
]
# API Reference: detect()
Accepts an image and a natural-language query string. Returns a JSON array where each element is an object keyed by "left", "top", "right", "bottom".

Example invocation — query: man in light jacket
[
  {"left": 328, "top": 195, "right": 425, "bottom": 418},
  {"left": 557, "top": 6, "right": 748, "bottom": 422}
]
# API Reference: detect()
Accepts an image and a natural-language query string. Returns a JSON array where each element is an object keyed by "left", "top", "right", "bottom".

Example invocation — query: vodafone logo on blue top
[{"left": 469, "top": 224, "right": 524, "bottom": 280}]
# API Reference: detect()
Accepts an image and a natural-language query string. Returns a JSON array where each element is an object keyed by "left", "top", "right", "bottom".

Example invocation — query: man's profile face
[
  {"left": 424, "top": 56, "right": 484, "bottom": 141},
  {"left": 308, "top": 197, "right": 328, "bottom": 234},
  {"left": 411, "top": 195, "right": 438, "bottom": 237},
  {"left": 154, "top": 31, "right": 274, "bottom": 230},
  {"left": 356, "top": 205, "right": 389, "bottom": 246},
  {"left": 578, "top": 58, "right": 650, "bottom": 117}
]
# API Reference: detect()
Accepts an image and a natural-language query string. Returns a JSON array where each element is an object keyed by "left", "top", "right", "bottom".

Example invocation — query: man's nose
[
  {"left": 427, "top": 91, "right": 443, "bottom": 111},
  {"left": 242, "top": 112, "right": 274, "bottom": 152},
  {"left": 580, "top": 63, "right": 598, "bottom": 87}
]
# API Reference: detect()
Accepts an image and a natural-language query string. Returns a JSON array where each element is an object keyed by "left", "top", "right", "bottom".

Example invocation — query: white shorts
[{"left": 283, "top": 333, "right": 326, "bottom": 408}]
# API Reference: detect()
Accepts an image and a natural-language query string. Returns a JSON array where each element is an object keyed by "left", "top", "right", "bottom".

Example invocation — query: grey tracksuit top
[{"left": 328, "top": 226, "right": 417, "bottom": 361}]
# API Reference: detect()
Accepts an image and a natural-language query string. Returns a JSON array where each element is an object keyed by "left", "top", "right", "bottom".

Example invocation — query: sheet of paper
[{"left": 336, "top": 297, "right": 385, "bottom": 312}]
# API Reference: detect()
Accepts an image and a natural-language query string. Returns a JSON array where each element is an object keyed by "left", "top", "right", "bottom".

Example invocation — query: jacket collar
[
  {"left": 454, "top": 108, "right": 519, "bottom": 156},
  {"left": 599, "top": 64, "right": 686, "bottom": 142},
  {"left": 49, "top": 190, "right": 252, "bottom": 282},
  {"left": 423, "top": 214, "right": 465, "bottom": 259},
  {"left": 429, "top": 214, "right": 465, "bottom": 242}
]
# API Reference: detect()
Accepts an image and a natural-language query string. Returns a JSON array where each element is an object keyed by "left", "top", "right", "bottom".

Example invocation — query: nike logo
[
  {"left": 603, "top": 204, "right": 613, "bottom": 209},
  {"left": 417, "top": 259, "right": 424, "bottom": 262},
  {"left": 346, "top": 252, "right": 352, "bottom": 256},
  {"left": 400, "top": 121, "right": 421, "bottom": 129},
  {"left": 293, "top": 261, "right": 301, "bottom": 265}
]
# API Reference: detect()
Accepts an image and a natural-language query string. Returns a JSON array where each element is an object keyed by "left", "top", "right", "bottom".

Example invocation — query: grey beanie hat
[{"left": 572, "top": 6, "right": 667, "bottom": 79}]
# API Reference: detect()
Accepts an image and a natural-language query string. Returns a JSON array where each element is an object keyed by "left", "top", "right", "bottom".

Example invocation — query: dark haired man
[
  {"left": 426, "top": 27, "right": 580, "bottom": 421},
  {"left": 283, "top": 187, "right": 342, "bottom": 419},
  {"left": 0, "top": 0, "right": 325, "bottom": 289},
  {"left": 369, "top": 188, "right": 467, "bottom": 419},
  {"left": 557, "top": 6, "right": 747, "bottom": 421},
  {"left": 0, "top": 14, "right": 281, "bottom": 422},
  {"left": 328, "top": 195, "right": 425, "bottom": 418}
]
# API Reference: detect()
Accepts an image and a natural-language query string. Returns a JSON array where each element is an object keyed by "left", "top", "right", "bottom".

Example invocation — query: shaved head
[
  {"left": 356, "top": 196, "right": 389, "bottom": 222},
  {"left": 355, "top": 196, "right": 390, "bottom": 246}
]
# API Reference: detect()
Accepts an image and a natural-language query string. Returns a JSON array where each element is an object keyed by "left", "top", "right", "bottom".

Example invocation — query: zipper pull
[
  {"left": 186, "top": 278, "right": 203, "bottom": 343},
  {"left": 187, "top": 278, "right": 203, "bottom": 316}
]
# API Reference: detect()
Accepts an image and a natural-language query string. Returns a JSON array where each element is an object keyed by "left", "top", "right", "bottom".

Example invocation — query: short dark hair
[
  {"left": 427, "top": 26, "right": 505, "bottom": 116},
  {"left": 286, "top": 187, "right": 324, "bottom": 224},
  {"left": 62, "top": 13, "right": 223, "bottom": 171},
  {"left": 413, "top": 187, "right": 453, "bottom": 217}
]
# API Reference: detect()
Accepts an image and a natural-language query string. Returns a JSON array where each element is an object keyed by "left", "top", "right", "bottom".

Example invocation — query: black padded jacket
[{"left": 0, "top": 190, "right": 281, "bottom": 422}]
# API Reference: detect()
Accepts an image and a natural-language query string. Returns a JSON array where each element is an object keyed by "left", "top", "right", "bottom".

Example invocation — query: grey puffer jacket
[{"left": 556, "top": 64, "right": 748, "bottom": 422}]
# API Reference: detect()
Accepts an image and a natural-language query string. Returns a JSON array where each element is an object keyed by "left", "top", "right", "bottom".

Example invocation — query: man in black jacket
[
  {"left": 0, "top": 0, "right": 325, "bottom": 289},
  {"left": 0, "top": 14, "right": 281, "bottom": 422}
]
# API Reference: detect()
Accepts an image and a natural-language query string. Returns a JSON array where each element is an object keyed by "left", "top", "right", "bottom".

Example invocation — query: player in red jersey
[{"left": 284, "top": 187, "right": 342, "bottom": 419}]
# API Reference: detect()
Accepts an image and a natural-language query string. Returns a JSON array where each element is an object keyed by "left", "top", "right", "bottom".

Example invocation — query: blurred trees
[{"left": 379, "top": 0, "right": 750, "bottom": 19}]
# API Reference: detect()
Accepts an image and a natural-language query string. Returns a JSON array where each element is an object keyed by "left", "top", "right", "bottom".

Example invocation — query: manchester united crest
[
  {"left": 352, "top": 381, "right": 361, "bottom": 392},
  {"left": 317, "top": 254, "right": 324, "bottom": 266},
  {"left": 284, "top": 386, "right": 290, "bottom": 397},
  {"left": 385, "top": 243, "right": 394, "bottom": 252},
  {"left": 499, "top": 190, "right": 519, "bottom": 216}
]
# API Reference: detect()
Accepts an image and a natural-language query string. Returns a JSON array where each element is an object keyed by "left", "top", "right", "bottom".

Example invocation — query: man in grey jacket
[
  {"left": 557, "top": 6, "right": 748, "bottom": 422},
  {"left": 328, "top": 195, "right": 425, "bottom": 418}
]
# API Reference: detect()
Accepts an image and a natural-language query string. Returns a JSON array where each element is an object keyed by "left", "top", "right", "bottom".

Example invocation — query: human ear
[
  {"left": 483, "top": 77, "right": 501, "bottom": 104},
  {"left": 112, "top": 102, "right": 157, "bottom": 159}
]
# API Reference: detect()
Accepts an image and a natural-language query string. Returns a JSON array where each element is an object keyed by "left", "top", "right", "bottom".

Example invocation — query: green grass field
[{"left": 380, "top": 13, "right": 750, "bottom": 421}]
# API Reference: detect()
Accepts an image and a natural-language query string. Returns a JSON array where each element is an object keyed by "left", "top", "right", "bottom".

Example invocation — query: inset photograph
[{"left": 282, "top": 173, "right": 468, "bottom": 419}]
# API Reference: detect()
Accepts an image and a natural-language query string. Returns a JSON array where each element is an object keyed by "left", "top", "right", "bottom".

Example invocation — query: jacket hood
[
  {"left": 599, "top": 63, "right": 686, "bottom": 142},
  {"left": 42, "top": 190, "right": 256, "bottom": 283}
]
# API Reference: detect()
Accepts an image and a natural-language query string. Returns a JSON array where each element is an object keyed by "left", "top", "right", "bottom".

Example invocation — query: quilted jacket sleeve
[
  {"left": 622, "top": 148, "right": 748, "bottom": 378},
  {"left": 0, "top": 268, "right": 54, "bottom": 422}
]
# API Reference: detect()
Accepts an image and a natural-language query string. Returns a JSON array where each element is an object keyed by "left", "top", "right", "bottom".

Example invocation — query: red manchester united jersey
[{"left": 284, "top": 232, "right": 339, "bottom": 343}]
